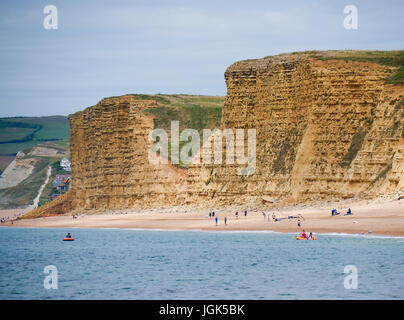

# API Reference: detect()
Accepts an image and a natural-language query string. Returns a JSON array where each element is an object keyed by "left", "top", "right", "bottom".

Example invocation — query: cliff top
[{"left": 226, "top": 50, "right": 404, "bottom": 84}]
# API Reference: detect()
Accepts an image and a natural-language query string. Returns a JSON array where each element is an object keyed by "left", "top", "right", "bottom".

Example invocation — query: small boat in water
[
  {"left": 296, "top": 236, "right": 317, "bottom": 240},
  {"left": 63, "top": 233, "right": 74, "bottom": 241}
]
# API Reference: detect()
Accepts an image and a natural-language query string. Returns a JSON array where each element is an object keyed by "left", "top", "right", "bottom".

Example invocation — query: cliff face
[
  {"left": 26, "top": 51, "right": 404, "bottom": 216},
  {"left": 193, "top": 53, "right": 403, "bottom": 205},
  {"left": 69, "top": 95, "right": 190, "bottom": 211}
]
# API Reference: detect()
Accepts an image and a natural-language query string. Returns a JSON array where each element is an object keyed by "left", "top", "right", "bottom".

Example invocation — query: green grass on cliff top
[
  {"left": 101, "top": 93, "right": 224, "bottom": 134},
  {"left": 143, "top": 94, "right": 224, "bottom": 132},
  {"left": 120, "top": 94, "right": 225, "bottom": 167},
  {"left": 293, "top": 50, "right": 404, "bottom": 84}
]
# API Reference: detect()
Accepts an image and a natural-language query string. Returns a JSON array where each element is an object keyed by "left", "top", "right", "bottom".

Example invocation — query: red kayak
[{"left": 63, "top": 237, "right": 74, "bottom": 241}]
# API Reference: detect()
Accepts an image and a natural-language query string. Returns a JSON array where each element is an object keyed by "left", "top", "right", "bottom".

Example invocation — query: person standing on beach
[
  {"left": 263, "top": 212, "right": 266, "bottom": 220},
  {"left": 212, "top": 212, "right": 215, "bottom": 217},
  {"left": 215, "top": 217, "right": 218, "bottom": 226},
  {"left": 209, "top": 212, "right": 211, "bottom": 219},
  {"left": 235, "top": 212, "right": 238, "bottom": 219},
  {"left": 297, "top": 219, "right": 301, "bottom": 228},
  {"left": 244, "top": 210, "right": 247, "bottom": 217},
  {"left": 225, "top": 217, "right": 227, "bottom": 225}
]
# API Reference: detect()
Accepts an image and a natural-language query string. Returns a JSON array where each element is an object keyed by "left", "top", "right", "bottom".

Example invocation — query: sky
[{"left": 0, "top": 0, "right": 403, "bottom": 117}]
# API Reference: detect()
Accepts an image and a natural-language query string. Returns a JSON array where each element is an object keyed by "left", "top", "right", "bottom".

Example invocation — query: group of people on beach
[
  {"left": 331, "top": 208, "right": 353, "bottom": 216},
  {"left": 208, "top": 210, "right": 284, "bottom": 226},
  {"left": 0, "top": 212, "right": 23, "bottom": 224},
  {"left": 209, "top": 210, "right": 249, "bottom": 226},
  {"left": 208, "top": 211, "right": 227, "bottom": 226}
]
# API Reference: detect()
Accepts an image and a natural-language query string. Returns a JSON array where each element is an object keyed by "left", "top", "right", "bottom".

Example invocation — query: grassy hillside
[
  {"left": 142, "top": 94, "right": 224, "bottom": 134},
  {"left": 102, "top": 94, "right": 224, "bottom": 134},
  {"left": 0, "top": 156, "right": 48, "bottom": 208},
  {"left": 111, "top": 94, "right": 225, "bottom": 167},
  {"left": 0, "top": 116, "right": 70, "bottom": 172},
  {"left": 0, "top": 148, "right": 69, "bottom": 209}
]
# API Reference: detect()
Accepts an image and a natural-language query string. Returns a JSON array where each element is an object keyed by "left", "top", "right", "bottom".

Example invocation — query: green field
[
  {"left": 0, "top": 127, "right": 37, "bottom": 143},
  {"left": 0, "top": 116, "right": 70, "bottom": 155},
  {"left": 0, "top": 116, "right": 70, "bottom": 172}
]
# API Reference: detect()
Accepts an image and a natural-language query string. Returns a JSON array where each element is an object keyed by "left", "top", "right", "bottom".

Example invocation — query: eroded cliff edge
[{"left": 25, "top": 51, "right": 404, "bottom": 217}]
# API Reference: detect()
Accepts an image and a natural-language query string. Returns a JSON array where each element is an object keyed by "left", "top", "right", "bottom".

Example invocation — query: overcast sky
[{"left": 0, "top": 0, "right": 403, "bottom": 117}]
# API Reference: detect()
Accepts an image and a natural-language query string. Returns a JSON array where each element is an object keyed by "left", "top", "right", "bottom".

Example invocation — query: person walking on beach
[
  {"left": 225, "top": 217, "right": 227, "bottom": 225},
  {"left": 263, "top": 212, "right": 266, "bottom": 220},
  {"left": 215, "top": 217, "right": 218, "bottom": 226},
  {"left": 212, "top": 212, "right": 215, "bottom": 217},
  {"left": 209, "top": 212, "right": 211, "bottom": 219},
  {"left": 244, "top": 210, "right": 247, "bottom": 217},
  {"left": 235, "top": 212, "right": 238, "bottom": 219},
  {"left": 297, "top": 219, "right": 301, "bottom": 228}
]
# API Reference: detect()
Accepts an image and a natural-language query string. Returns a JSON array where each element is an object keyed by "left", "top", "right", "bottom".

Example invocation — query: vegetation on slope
[
  {"left": 143, "top": 94, "right": 224, "bottom": 167},
  {"left": 302, "top": 50, "right": 404, "bottom": 84},
  {"left": 37, "top": 160, "right": 68, "bottom": 208},
  {"left": 0, "top": 155, "right": 48, "bottom": 208},
  {"left": 102, "top": 94, "right": 224, "bottom": 167}
]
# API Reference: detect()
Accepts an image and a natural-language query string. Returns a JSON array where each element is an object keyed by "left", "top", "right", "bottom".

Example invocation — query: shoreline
[
  {"left": 2, "top": 225, "right": 404, "bottom": 239},
  {"left": 2, "top": 198, "right": 403, "bottom": 237}
]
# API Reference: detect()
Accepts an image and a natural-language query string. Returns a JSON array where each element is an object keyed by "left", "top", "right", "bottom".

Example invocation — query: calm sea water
[{"left": 0, "top": 227, "right": 403, "bottom": 299}]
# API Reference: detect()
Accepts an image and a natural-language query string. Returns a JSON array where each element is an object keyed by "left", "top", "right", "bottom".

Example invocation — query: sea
[{"left": 0, "top": 227, "right": 403, "bottom": 299}]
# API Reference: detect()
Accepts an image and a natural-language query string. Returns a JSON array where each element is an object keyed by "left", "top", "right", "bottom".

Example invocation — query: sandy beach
[
  {"left": 2, "top": 198, "right": 403, "bottom": 236},
  {"left": 0, "top": 207, "right": 32, "bottom": 219}
]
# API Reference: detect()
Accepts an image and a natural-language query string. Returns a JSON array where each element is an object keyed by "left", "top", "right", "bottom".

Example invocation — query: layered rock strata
[{"left": 26, "top": 52, "right": 403, "bottom": 216}]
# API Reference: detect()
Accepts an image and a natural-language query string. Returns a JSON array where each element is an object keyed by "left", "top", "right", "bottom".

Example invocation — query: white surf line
[{"left": 32, "top": 166, "right": 52, "bottom": 209}]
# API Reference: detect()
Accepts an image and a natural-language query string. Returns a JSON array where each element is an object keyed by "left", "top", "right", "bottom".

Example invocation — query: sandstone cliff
[
  {"left": 26, "top": 51, "right": 404, "bottom": 216},
  {"left": 190, "top": 52, "right": 403, "bottom": 206}
]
